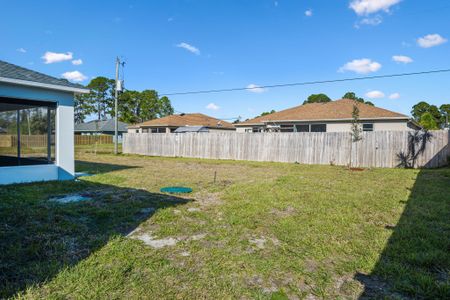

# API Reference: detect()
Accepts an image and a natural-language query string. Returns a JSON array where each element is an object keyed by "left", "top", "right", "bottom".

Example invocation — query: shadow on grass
[
  {"left": 0, "top": 172, "right": 191, "bottom": 298},
  {"left": 76, "top": 159, "right": 140, "bottom": 175},
  {"left": 355, "top": 168, "right": 450, "bottom": 299}
]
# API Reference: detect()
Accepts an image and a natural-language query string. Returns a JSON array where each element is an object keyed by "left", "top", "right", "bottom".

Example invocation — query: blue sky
[{"left": 1, "top": 0, "right": 449, "bottom": 121}]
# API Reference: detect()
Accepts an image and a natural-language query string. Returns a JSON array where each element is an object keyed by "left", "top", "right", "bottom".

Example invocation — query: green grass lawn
[{"left": 1, "top": 151, "right": 449, "bottom": 299}]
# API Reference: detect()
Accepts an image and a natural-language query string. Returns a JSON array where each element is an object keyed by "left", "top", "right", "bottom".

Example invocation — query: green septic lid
[{"left": 160, "top": 186, "right": 193, "bottom": 194}]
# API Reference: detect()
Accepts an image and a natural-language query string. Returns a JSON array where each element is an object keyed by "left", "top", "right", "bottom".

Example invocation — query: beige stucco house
[
  {"left": 235, "top": 99, "right": 420, "bottom": 133},
  {"left": 128, "top": 113, "right": 235, "bottom": 133}
]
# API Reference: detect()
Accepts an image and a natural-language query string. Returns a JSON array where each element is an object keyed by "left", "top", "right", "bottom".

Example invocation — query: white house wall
[
  {"left": 56, "top": 104, "right": 74, "bottom": 179},
  {"left": 236, "top": 120, "right": 411, "bottom": 133},
  {"left": 0, "top": 82, "right": 75, "bottom": 184}
]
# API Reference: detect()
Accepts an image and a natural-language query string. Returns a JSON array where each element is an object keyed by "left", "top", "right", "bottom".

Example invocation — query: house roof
[
  {"left": 129, "top": 113, "right": 235, "bottom": 129},
  {"left": 237, "top": 99, "right": 410, "bottom": 126},
  {"left": 75, "top": 119, "right": 129, "bottom": 132},
  {"left": 0, "top": 60, "right": 89, "bottom": 93}
]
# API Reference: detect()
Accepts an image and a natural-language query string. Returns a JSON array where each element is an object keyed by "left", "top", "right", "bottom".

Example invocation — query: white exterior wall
[
  {"left": 327, "top": 121, "right": 410, "bottom": 132},
  {"left": 326, "top": 123, "right": 352, "bottom": 132},
  {"left": 236, "top": 127, "right": 253, "bottom": 133},
  {"left": 0, "top": 82, "right": 77, "bottom": 185},
  {"left": 56, "top": 105, "right": 75, "bottom": 180},
  {"left": 374, "top": 121, "right": 409, "bottom": 131},
  {"left": 236, "top": 120, "right": 411, "bottom": 133}
]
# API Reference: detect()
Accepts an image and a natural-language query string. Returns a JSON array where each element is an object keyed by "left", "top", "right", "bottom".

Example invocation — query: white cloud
[
  {"left": 417, "top": 34, "right": 447, "bottom": 48},
  {"left": 72, "top": 59, "right": 83, "bottom": 65},
  {"left": 42, "top": 51, "right": 73, "bottom": 64},
  {"left": 246, "top": 84, "right": 267, "bottom": 93},
  {"left": 17, "top": 48, "right": 27, "bottom": 53},
  {"left": 349, "top": 0, "right": 401, "bottom": 15},
  {"left": 365, "top": 90, "right": 385, "bottom": 99},
  {"left": 61, "top": 71, "right": 87, "bottom": 82},
  {"left": 339, "top": 58, "right": 381, "bottom": 74},
  {"left": 305, "top": 9, "right": 313, "bottom": 17},
  {"left": 176, "top": 42, "right": 200, "bottom": 55},
  {"left": 389, "top": 92, "right": 400, "bottom": 99},
  {"left": 359, "top": 15, "right": 382, "bottom": 26},
  {"left": 392, "top": 55, "right": 413, "bottom": 64},
  {"left": 206, "top": 103, "right": 220, "bottom": 110}
]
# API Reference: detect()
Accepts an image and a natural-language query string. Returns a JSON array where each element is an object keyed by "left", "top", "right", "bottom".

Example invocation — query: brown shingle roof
[
  {"left": 130, "top": 113, "right": 235, "bottom": 129},
  {"left": 237, "top": 99, "right": 409, "bottom": 125}
]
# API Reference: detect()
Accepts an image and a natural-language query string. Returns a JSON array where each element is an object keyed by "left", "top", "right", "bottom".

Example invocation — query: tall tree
[
  {"left": 116, "top": 90, "right": 174, "bottom": 123},
  {"left": 411, "top": 101, "right": 442, "bottom": 128},
  {"left": 419, "top": 112, "right": 439, "bottom": 130},
  {"left": 158, "top": 96, "right": 175, "bottom": 118},
  {"left": 342, "top": 92, "right": 374, "bottom": 106},
  {"left": 74, "top": 93, "right": 92, "bottom": 124},
  {"left": 439, "top": 104, "right": 450, "bottom": 128},
  {"left": 411, "top": 101, "right": 431, "bottom": 121},
  {"left": 85, "top": 77, "right": 115, "bottom": 121},
  {"left": 303, "top": 93, "right": 331, "bottom": 104},
  {"left": 117, "top": 90, "right": 141, "bottom": 123}
]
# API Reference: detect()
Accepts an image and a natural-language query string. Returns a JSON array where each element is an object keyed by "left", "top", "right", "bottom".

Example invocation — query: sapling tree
[{"left": 351, "top": 103, "right": 362, "bottom": 142}]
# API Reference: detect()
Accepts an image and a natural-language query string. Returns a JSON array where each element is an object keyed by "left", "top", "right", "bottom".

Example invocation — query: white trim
[{"left": 0, "top": 77, "right": 90, "bottom": 94}]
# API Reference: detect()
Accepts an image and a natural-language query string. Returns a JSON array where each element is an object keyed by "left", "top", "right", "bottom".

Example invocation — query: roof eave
[{"left": 0, "top": 77, "right": 90, "bottom": 94}]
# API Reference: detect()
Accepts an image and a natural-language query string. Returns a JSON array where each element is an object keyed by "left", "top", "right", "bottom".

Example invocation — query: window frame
[
  {"left": 362, "top": 123, "right": 374, "bottom": 132},
  {"left": 0, "top": 97, "right": 56, "bottom": 168},
  {"left": 310, "top": 124, "right": 327, "bottom": 132}
]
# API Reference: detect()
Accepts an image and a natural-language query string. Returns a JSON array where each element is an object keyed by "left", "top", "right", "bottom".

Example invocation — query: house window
[
  {"left": 310, "top": 124, "right": 327, "bottom": 132},
  {"left": 362, "top": 123, "right": 374, "bottom": 131},
  {"left": 0, "top": 98, "right": 56, "bottom": 167},
  {"left": 295, "top": 125, "right": 309, "bottom": 132},
  {"left": 150, "top": 128, "right": 166, "bottom": 133},
  {"left": 279, "top": 124, "right": 294, "bottom": 132},
  {"left": 244, "top": 128, "right": 253, "bottom": 133}
]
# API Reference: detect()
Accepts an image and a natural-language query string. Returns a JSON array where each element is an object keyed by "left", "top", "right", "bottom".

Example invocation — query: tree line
[{"left": 75, "top": 77, "right": 174, "bottom": 124}]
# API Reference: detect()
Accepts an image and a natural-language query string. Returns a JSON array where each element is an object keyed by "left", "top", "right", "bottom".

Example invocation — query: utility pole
[{"left": 114, "top": 57, "right": 120, "bottom": 155}]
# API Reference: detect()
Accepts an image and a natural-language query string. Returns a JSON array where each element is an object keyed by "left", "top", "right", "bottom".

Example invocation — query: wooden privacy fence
[
  {"left": 0, "top": 134, "right": 113, "bottom": 148},
  {"left": 123, "top": 130, "right": 450, "bottom": 168},
  {"left": 74, "top": 135, "right": 113, "bottom": 145}
]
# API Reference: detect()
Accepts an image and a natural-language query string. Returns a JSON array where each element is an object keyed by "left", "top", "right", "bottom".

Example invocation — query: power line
[{"left": 160, "top": 68, "right": 450, "bottom": 96}]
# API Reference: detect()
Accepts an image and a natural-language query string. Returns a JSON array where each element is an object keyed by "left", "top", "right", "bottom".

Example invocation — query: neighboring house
[
  {"left": 235, "top": 99, "right": 420, "bottom": 133},
  {"left": 128, "top": 113, "right": 235, "bottom": 133},
  {"left": 75, "top": 119, "right": 128, "bottom": 137},
  {"left": 0, "top": 60, "right": 89, "bottom": 184}
]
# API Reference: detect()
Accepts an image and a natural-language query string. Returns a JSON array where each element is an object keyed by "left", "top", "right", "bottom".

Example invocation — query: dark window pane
[
  {"left": 0, "top": 110, "right": 18, "bottom": 166},
  {"left": 280, "top": 124, "right": 294, "bottom": 132},
  {"left": 363, "top": 123, "right": 373, "bottom": 131},
  {"left": 295, "top": 125, "right": 309, "bottom": 132},
  {"left": 19, "top": 107, "right": 50, "bottom": 163},
  {"left": 311, "top": 124, "right": 326, "bottom": 132}
]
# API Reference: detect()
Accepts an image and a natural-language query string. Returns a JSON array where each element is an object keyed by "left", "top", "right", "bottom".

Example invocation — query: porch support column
[{"left": 56, "top": 104, "right": 74, "bottom": 179}]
